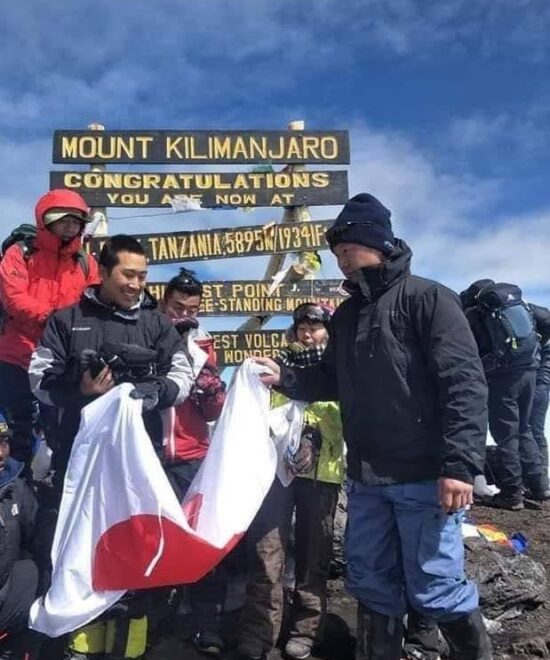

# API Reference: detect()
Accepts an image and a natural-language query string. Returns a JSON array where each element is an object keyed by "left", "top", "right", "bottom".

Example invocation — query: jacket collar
[
  {"left": 0, "top": 457, "right": 23, "bottom": 490},
  {"left": 83, "top": 285, "right": 157, "bottom": 321},
  {"left": 343, "top": 238, "right": 412, "bottom": 303}
]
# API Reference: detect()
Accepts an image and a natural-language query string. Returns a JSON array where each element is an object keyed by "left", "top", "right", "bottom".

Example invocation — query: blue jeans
[{"left": 345, "top": 480, "right": 478, "bottom": 621}]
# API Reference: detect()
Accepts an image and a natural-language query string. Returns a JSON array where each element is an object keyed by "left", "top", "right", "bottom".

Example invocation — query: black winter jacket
[
  {"left": 29, "top": 287, "right": 193, "bottom": 478},
  {"left": 0, "top": 458, "right": 37, "bottom": 593},
  {"left": 529, "top": 304, "right": 550, "bottom": 385},
  {"left": 278, "top": 241, "right": 488, "bottom": 486}
]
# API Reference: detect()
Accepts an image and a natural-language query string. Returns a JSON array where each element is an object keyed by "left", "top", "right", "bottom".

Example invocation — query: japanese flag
[{"left": 30, "top": 360, "right": 276, "bottom": 637}]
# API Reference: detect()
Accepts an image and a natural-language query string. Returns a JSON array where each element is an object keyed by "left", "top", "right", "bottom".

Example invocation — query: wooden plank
[
  {"left": 147, "top": 278, "right": 347, "bottom": 314},
  {"left": 52, "top": 129, "right": 350, "bottom": 164},
  {"left": 85, "top": 220, "right": 332, "bottom": 265},
  {"left": 211, "top": 330, "right": 288, "bottom": 367},
  {"left": 50, "top": 170, "right": 349, "bottom": 208}
]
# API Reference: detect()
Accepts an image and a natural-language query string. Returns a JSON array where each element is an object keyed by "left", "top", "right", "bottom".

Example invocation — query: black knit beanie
[{"left": 325, "top": 193, "right": 395, "bottom": 255}]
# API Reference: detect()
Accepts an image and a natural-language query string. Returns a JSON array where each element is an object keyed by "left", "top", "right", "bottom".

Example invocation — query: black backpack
[
  {"left": 476, "top": 282, "right": 539, "bottom": 371},
  {"left": 0, "top": 223, "right": 89, "bottom": 331}
]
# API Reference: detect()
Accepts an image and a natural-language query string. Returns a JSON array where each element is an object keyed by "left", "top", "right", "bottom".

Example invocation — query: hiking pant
[
  {"left": 0, "top": 560, "right": 39, "bottom": 634},
  {"left": 345, "top": 480, "right": 478, "bottom": 621},
  {"left": 530, "top": 380, "right": 550, "bottom": 491},
  {"left": 0, "top": 362, "right": 34, "bottom": 466},
  {"left": 239, "top": 476, "right": 340, "bottom": 653},
  {"left": 488, "top": 369, "right": 542, "bottom": 492},
  {"left": 164, "top": 459, "right": 227, "bottom": 634}
]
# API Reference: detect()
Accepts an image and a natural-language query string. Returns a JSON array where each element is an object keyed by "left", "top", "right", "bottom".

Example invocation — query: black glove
[
  {"left": 99, "top": 342, "right": 157, "bottom": 383},
  {"left": 173, "top": 315, "right": 199, "bottom": 335},
  {"left": 130, "top": 381, "right": 161, "bottom": 412},
  {"left": 285, "top": 424, "right": 322, "bottom": 475},
  {"left": 80, "top": 349, "right": 101, "bottom": 376}
]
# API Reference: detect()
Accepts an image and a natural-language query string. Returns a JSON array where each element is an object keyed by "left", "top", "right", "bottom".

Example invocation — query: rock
[{"left": 465, "top": 538, "right": 547, "bottom": 620}]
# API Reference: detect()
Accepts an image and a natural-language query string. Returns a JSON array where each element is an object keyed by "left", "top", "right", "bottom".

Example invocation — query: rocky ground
[
  {"left": 145, "top": 499, "right": 550, "bottom": 660},
  {"left": 472, "top": 501, "right": 550, "bottom": 659}
]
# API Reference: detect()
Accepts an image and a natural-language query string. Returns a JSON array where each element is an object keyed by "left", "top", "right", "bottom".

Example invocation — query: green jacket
[{"left": 271, "top": 391, "right": 344, "bottom": 485}]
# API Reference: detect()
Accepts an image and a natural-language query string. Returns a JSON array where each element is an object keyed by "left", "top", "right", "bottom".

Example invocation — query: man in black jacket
[
  {"left": 29, "top": 234, "right": 193, "bottom": 487},
  {"left": 256, "top": 194, "right": 491, "bottom": 660},
  {"left": 0, "top": 412, "right": 40, "bottom": 659},
  {"left": 461, "top": 282, "right": 549, "bottom": 509},
  {"left": 28, "top": 235, "right": 193, "bottom": 660}
]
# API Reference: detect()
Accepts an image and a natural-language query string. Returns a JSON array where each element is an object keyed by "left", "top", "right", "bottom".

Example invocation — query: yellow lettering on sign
[
  {"left": 136, "top": 136, "right": 153, "bottom": 159},
  {"left": 212, "top": 137, "right": 231, "bottom": 159},
  {"left": 303, "top": 136, "right": 320, "bottom": 160},
  {"left": 61, "top": 136, "right": 79, "bottom": 159},
  {"left": 64, "top": 173, "right": 81, "bottom": 187},
  {"left": 269, "top": 137, "right": 283, "bottom": 160},
  {"left": 166, "top": 137, "right": 184, "bottom": 159},
  {"left": 195, "top": 174, "right": 213, "bottom": 190},
  {"left": 312, "top": 172, "right": 329, "bottom": 187},
  {"left": 249, "top": 137, "right": 268, "bottom": 160},
  {"left": 233, "top": 174, "right": 249, "bottom": 190},
  {"left": 189, "top": 136, "right": 208, "bottom": 159},
  {"left": 163, "top": 175, "right": 179, "bottom": 190},
  {"left": 231, "top": 137, "right": 248, "bottom": 159},
  {"left": 320, "top": 137, "right": 338, "bottom": 159},
  {"left": 141, "top": 174, "right": 162, "bottom": 189},
  {"left": 286, "top": 137, "right": 302, "bottom": 159},
  {"left": 213, "top": 174, "right": 231, "bottom": 190}
]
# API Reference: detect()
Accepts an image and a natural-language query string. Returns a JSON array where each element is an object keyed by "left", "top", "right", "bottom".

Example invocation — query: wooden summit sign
[
  {"left": 211, "top": 330, "right": 288, "bottom": 367},
  {"left": 52, "top": 130, "right": 350, "bottom": 164},
  {"left": 85, "top": 220, "right": 332, "bottom": 266},
  {"left": 147, "top": 279, "right": 347, "bottom": 314},
  {"left": 50, "top": 170, "right": 349, "bottom": 208}
]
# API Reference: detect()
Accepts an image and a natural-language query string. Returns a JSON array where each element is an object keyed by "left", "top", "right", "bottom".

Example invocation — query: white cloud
[
  {"left": 445, "top": 101, "right": 550, "bottom": 156},
  {"left": 323, "top": 124, "right": 550, "bottom": 305}
]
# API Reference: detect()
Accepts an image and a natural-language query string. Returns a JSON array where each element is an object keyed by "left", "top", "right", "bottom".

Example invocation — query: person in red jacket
[
  {"left": 159, "top": 268, "right": 227, "bottom": 657},
  {"left": 0, "top": 189, "right": 99, "bottom": 465}
]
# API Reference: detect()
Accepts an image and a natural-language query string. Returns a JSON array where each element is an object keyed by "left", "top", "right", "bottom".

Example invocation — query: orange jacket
[{"left": 0, "top": 190, "right": 99, "bottom": 369}]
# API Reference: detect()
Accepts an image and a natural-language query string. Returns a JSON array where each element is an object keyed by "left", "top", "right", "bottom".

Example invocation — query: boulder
[{"left": 465, "top": 538, "right": 547, "bottom": 620}]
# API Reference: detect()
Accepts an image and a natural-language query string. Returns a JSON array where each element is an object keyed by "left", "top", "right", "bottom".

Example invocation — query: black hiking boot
[
  {"left": 355, "top": 604, "right": 404, "bottom": 660},
  {"left": 524, "top": 475, "right": 550, "bottom": 505},
  {"left": 487, "top": 488, "right": 524, "bottom": 511},
  {"left": 438, "top": 609, "right": 493, "bottom": 660}
]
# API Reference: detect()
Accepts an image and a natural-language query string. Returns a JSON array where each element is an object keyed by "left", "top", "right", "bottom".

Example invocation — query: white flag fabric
[
  {"left": 269, "top": 400, "right": 307, "bottom": 487},
  {"left": 30, "top": 360, "right": 275, "bottom": 637}
]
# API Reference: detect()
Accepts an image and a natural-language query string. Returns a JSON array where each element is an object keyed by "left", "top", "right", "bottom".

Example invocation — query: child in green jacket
[{"left": 238, "top": 303, "right": 344, "bottom": 660}]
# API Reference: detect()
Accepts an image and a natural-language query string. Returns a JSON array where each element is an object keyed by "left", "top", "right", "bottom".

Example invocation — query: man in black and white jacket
[
  {"left": 256, "top": 194, "right": 491, "bottom": 660},
  {"left": 28, "top": 234, "right": 193, "bottom": 660}
]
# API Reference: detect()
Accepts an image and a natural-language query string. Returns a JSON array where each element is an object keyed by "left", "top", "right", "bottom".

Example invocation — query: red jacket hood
[{"left": 34, "top": 189, "right": 90, "bottom": 256}]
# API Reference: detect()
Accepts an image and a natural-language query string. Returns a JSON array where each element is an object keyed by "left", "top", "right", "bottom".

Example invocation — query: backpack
[
  {"left": 476, "top": 282, "right": 539, "bottom": 371},
  {"left": 0, "top": 223, "right": 90, "bottom": 332}
]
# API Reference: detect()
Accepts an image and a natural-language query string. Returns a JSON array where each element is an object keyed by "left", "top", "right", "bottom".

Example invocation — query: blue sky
[{"left": 1, "top": 0, "right": 550, "bottom": 336}]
